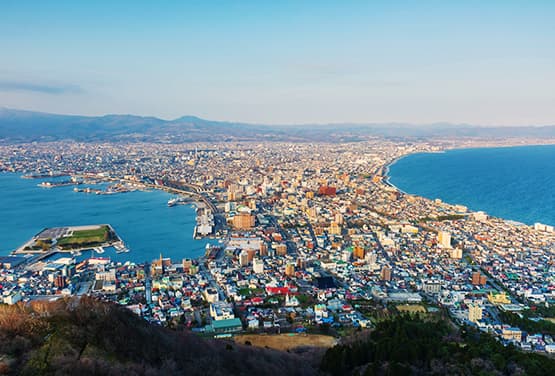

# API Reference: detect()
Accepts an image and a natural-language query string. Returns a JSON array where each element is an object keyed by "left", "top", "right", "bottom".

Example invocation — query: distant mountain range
[{"left": 1, "top": 107, "right": 554, "bottom": 143}]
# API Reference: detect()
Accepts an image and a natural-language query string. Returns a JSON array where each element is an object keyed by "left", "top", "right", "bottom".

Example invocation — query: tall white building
[
  {"left": 253, "top": 258, "right": 264, "bottom": 274},
  {"left": 438, "top": 231, "right": 451, "bottom": 248}
]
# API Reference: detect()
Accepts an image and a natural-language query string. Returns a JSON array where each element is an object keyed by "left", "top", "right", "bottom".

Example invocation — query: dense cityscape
[
  {"left": 2, "top": 1, "right": 555, "bottom": 372},
  {"left": 1, "top": 138, "right": 555, "bottom": 360}
]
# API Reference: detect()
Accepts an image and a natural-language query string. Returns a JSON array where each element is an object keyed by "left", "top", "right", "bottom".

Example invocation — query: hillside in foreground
[
  {"left": 0, "top": 297, "right": 316, "bottom": 376},
  {"left": 2, "top": 298, "right": 555, "bottom": 375}
]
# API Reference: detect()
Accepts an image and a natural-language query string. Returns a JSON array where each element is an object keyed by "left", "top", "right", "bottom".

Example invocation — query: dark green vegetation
[
  {"left": 321, "top": 315, "right": 555, "bottom": 376},
  {"left": 418, "top": 214, "right": 467, "bottom": 222},
  {"left": 57, "top": 226, "right": 114, "bottom": 249},
  {"left": 0, "top": 298, "right": 316, "bottom": 376},
  {"left": 2, "top": 299, "right": 554, "bottom": 375},
  {"left": 499, "top": 310, "right": 555, "bottom": 336}
]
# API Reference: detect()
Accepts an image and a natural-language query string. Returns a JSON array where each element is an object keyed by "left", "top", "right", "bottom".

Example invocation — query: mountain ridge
[{"left": 1, "top": 107, "right": 554, "bottom": 143}]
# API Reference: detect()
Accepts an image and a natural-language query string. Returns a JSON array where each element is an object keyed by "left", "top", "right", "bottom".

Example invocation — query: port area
[
  {"left": 11, "top": 224, "right": 128, "bottom": 262},
  {"left": 167, "top": 196, "right": 220, "bottom": 240}
]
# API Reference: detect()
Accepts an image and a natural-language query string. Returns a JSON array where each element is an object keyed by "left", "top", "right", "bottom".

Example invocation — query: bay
[
  {"left": 0, "top": 173, "right": 211, "bottom": 262},
  {"left": 388, "top": 145, "right": 555, "bottom": 226}
]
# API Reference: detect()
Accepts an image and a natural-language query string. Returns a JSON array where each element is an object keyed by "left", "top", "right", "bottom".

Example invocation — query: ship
[
  {"left": 168, "top": 197, "right": 191, "bottom": 207},
  {"left": 114, "top": 241, "right": 130, "bottom": 254}
]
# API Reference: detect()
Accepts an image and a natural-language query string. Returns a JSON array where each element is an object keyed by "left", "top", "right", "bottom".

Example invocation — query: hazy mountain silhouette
[{"left": 1, "top": 108, "right": 554, "bottom": 142}]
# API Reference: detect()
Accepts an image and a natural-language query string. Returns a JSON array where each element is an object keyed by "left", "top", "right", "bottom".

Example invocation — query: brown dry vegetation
[
  {"left": 0, "top": 298, "right": 317, "bottom": 376},
  {"left": 235, "top": 333, "right": 336, "bottom": 352}
]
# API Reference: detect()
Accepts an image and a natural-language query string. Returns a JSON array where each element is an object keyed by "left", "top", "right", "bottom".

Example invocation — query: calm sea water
[
  {"left": 0, "top": 173, "right": 212, "bottom": 262},
  {"left": 388, "top": 145, "right": 555, "bottom": 226}
]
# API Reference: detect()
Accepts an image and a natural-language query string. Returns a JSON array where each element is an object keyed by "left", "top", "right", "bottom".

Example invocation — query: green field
[{"left": 57, "top": 226, "right": 112, "bottom": 248}]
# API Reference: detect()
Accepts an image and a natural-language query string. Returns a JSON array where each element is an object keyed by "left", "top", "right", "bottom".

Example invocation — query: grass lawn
[{"left": 57, "top": 226, "right": 111, "bottom": 248}]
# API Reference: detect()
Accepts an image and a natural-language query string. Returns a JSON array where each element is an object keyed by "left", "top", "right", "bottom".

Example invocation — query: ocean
[
  {"left": 388, "top": 144, "right": 555, "bottom": 226},
  {"left": 0, "top": 173, "right": 213, "bottom": 263}
]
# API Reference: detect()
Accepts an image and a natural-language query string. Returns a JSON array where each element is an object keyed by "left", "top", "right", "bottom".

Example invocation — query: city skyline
[{"left": 1, "top": 0, "right": 554, "bottom": 126}]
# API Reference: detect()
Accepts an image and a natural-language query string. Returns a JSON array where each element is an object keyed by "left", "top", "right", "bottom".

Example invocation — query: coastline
[
  {"left": 383, "top": 141, "right": 555, "bottom": 227},
  {"left": 0, "top": 173, "right": 213, "bottom": 261}
]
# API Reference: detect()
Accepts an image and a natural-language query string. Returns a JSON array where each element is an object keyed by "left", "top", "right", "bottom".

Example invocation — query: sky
[{"left": 1, "top": 0, "right": 554, "bottom": 125}]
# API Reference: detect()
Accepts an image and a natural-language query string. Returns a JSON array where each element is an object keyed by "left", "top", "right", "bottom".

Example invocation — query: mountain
[
  {"left": 1, "top": 108, "right": 555, "bottom": 142},
  {"left": 0, "top": 297, "right": 316, "bottom": 375}
]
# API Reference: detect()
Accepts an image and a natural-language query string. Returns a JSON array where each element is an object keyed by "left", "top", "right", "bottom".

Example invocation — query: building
[
  {"left": 318, "top": 186, "right": 336, "bottom": 196},
  {"left": 534, "top": 223, "right": 554, "bottom": 233},
  {"left": 239, "top": 250, "right": 249, "bottom": 267},
  {"left": 232, "top": 213, "right": 255, "bottom": 229},
  {"left": 3, "top": 291, "right": 22, "bottom": 305},
  {"left": 252, "top": 258, "right": 264, "bottom": 274},
  {"left": 276, "top": 243, "right": 288, "bottom": 256},
  {"left": 353, "top": 246, "right": 366, "bottom": 260},
  {"left": 203, "top": 288, "right": 219, "bottom": 303},
  {"left": 472, "top": 272, "right": 487, "bottom": 285},
  {"left": 151, "top": 254, "right": 172, "bottom": 276},
  {"left": 422, "top": 280, "right": 441, "bottom": 294},
  {"left": 182, "top": 258, "right": 193, "bottom": 273},
  {"left": 438, "top": 231, "right": 451, "bottom": 248},
  {"left": 488, "top": 291, "right": 511, "bottom": 305},
  {"left": 205, "top": 317, "right": 243, "bottom": 335},
  {"left": 450, "top": 247, "right": 462, "bottom": 259},
  {"left": 328, "top": 221, "right": 342, "bottom": 235},
  {"left": 502, "top": 327, "right": 522, "bottom": 342},
  {"left": 247, "top": 249, "right": 257, "bottom": 263},
  {"left": 210, "top": 301, "right": 235, "bottom": 321},
  {"left": 259, "top": 242, "right": 268, "bottom": 256},
  {"left": 380, "top": 266, "right": 392, "bottom": 281},
  {"left": 54, "top": 275, "right": 66, "bottom": 288},
  {"left": 468, "top": 303, "right": 483, "bottom": 323},
  {"left": 285, "top": 263, "right": 295, "bottom": 277}
]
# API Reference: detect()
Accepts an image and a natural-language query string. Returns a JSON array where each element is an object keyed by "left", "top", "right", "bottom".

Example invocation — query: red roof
[{"left": 265, "top": 286, "right": 290, "bottom": 295}]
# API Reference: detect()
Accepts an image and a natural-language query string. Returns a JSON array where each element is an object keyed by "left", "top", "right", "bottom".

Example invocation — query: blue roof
[{"left": 211, "top": 317, "right": 242, "bottom": 329}]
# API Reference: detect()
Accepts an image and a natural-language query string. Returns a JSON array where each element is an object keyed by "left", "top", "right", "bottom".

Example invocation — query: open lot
[
  {"left": 396, "top": 304, "right": 427, "bottom": 314},
  {"left": 234, "top": 333, "right": 336, "bottom": 351}
]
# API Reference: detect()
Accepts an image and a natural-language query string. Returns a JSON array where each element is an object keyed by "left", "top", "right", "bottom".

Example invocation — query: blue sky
[{"left": 1, "top": 0, "right": 554, "bottom": 125}]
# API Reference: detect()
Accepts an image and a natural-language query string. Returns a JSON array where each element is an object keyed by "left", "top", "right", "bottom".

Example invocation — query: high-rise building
[
  {"left": 353, "top": 246, "right": 366, "bottom": 260},
  {"left": 253, "top": 258, "right": 264, "bottom": 274},
  {"left": 259, "top": 242, "right": 268, "bottom": 256},
  {"left": 468, "top": 303, "right": 483, "bottom": 323},
  {"left": 438, "top": 231, "right": 452, "bottom": 248},
  {"left": 239, "top": 250, "right": 249, "bottom": 266},
  {"left": 285, "top": 263, "right": 295, "bottom": 277},
  {"left": 380, "top": 266, "right": 392, "bottom": 281},
  {"left": 247, "top": 249, "right": 257, "bottom": 263}
]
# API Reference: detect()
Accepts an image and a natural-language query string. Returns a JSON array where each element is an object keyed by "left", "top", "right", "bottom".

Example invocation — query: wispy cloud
[{"left": 0, "top": 80, "right": 83, "bottom": 94}]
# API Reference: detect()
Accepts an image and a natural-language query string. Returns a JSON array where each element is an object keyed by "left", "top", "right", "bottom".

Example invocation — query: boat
[{"left": 94, "top": 247, "right": 105, "bottom": 254}]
